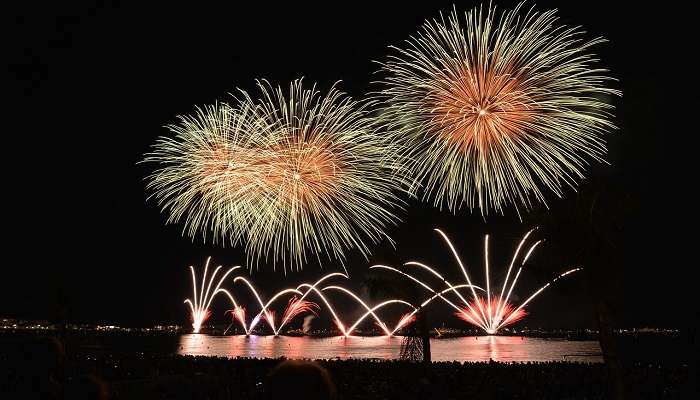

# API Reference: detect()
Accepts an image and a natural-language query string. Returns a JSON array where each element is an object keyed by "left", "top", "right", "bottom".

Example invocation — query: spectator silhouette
[
  {"left": 19, "top": 336, "right": 65, "bottom": 399},
  {"left": 264, "top": 360, "right": 337, "bottom": 400},
  {"left": 64, "top": 374, "right": 109, "bottom": 399}
]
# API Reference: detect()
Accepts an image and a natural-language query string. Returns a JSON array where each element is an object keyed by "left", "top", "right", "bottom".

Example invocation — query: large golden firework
[
  {"left": 145, "top": 80, "right": 402, "bottom": 271},
  {"left": 377, "top": 3, "right": 621, "bottom": 214}
]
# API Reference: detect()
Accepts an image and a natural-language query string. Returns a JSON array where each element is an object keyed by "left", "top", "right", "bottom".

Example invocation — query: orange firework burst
[
  {"left": 145, "top": 80, "right": 403, "bottom": 270},
  {"left": 378, "top": 3, "right": 621, "bottom": 214},
  {"left": 238, "top": 81, "right": 404, "bottom": 269}
]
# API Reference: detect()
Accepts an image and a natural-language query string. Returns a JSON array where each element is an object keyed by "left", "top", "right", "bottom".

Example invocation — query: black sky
[{"left": 5, "top": 1, "right": 687, "bottom": 329}]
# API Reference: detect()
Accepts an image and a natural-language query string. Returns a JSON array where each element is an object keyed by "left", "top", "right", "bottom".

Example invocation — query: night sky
[{"left": 6, "top": 1, "right": 684, "bottom": 330}]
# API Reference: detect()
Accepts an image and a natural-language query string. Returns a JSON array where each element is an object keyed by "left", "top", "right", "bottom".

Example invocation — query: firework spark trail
[
  {"left": 264, "top": 310, "right": 275, "bottom": 328},
  {"left": 370, "top": 264, "right": 487, "bottom": 330},
  {"left": 295, "top": 284, "right": 350, "bottom": 336},
  {"left": 495, "top": 238, "right": 543, "bottom": 328},
  {"left": 293, "top": 272, "right": 416, "bottom": 336},
  {"left": 292, "top": 283, "right": 416, "bottom": 337},
  {"left": 183, "top": 244, "right": 576, "bottom": 336},
  {"left": 274, "top": 272, "right": 348, "bottom": 334},
  {"left": 232, "top": 276, "right": 302, "bottom": 334},
  {"left": 497, "top": 267, "right": 582, "bottom": 329},
  {"left": 389, "top": 284, "right": 477, "bottom": 335},
  {"left": 402, "top": 261, "right": 487, "bottom": 329},
  {"left": 375, "top": 229, "right": 582, "bottom": 334},
  {"left": 224, "top": 306, "right": 247, "bottom": 334},
  {"left": 485, "top": 235, "right": 492, "bottom": 329},
  {"left": 494, "top": 228, "right": 536, "bottom": 324},
  {"left": 370, "top": 265, "right": 483, "bottom": 308},
  {"left": 145, "top": 103, "right": 267, "bottom": 247},
  {"left": 280, "top": 296, "right": 320, "bottom": 329},
  {"left": 183, "top": 257, "right": 240, "bottom": 333},
  {"left": 145, "top": 80, "right": 404, "bottom": 271},
  {"left": 377, "top": 2, "right": 621, "bottom": 214},
  {"left": 395, "top": 313, "right": 417, "bottom": 331},
  {"left": 342, "top": 298, "right": 415, "bottom": 336},
  {"left": 216, "top": 288, "right": 247, "bottom": 332},
  {"left": 435, "top": 229, "right": 490, "bottom": 326},
  {"left": 403, "top": 261, "right": 476, "bottom": 306},
  {"left": 321, "top": 286, "right": 415, "bottom": 336},
  {"left": 456, "top": 296, "right": 527, "bottom": 332}
]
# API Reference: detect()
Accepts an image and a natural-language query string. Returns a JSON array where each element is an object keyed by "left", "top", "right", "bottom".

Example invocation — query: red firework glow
[
  {"left": 281, "top": 296, "right": 320, "bottom": 327},
  {"left": 225, "top": 306, "right": 246, "bottom": 327},
  {"left": 456, "top": 296, "right": 526, "bottom": 334},
  {"left": 264, "top": 310, "right": 276, "bottom": 328}
]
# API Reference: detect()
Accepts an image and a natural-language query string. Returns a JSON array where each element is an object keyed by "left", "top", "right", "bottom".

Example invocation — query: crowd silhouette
[{"left": 0, "top": 336, "right": 692, "bottom": 399}]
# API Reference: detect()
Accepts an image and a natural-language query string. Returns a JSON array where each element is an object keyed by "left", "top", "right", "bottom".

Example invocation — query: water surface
[{"left": 178, "top": 334, "right": 602, "bottom": 362}]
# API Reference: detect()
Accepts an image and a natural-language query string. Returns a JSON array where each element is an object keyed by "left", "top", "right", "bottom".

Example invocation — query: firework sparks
[
  {"left": 145, "top": 80, "right": 403, "bottom": 271},
  {"left": 233, "top": 276, "right": 303, "bottom": 334},
  {"left": 183, "top": 257, "right": 240, "bottom": 333},
  {"left": 394, "top": 312, "right": 417, "bottom": 332},
  {"left": 145, "top": 103, "right": 265, "bottom": 247},
  {"left": 224, "top": 306, "right": 247, "bottom": 334},
  {"left": 281, "top": 296, "right": 320, "bottom": 328},
  {"left": 377, "top": 3, "right": 621, "bottom": 214},
  {"left": 372, "top": 229, "right": 581, "bottom": 334},
  {"left": 296, "top": 281, "right": 416, "bottom": 337},
  {"left": 456, "top": 296, "right": 526, "bottom": 334},
  {"left": 182, "top": 249, "right": 569, "bottom": 337}
]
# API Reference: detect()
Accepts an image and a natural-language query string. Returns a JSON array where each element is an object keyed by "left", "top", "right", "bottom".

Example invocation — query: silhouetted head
[
  {"left": 264, "top": 360, "right": 336, "bottom": 400},
  {"left": 13, "top": 337, "right": 65, "bottom": 398},
  {"left": 29, "top": 336, "right": 65, "bottom": 375},
  {"left": 64, "top": 374, "right": 109, "bottom": 400}
]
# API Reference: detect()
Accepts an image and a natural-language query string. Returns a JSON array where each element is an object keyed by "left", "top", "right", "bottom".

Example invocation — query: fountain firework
[
  {"left": 184, "top": 257, "right": 240, "bottom": 333},
  {"left": 371, "top": 228, "right": 581, "bottom": 334},
  {"left": 185, "top": 268, "right": 418, "bottom": 336},
  {"left": 183, "top": 234, "right": 580, "bottom": 336}
]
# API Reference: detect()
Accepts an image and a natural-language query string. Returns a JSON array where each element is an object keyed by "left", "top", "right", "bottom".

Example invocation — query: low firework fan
[
  {"left": 377, "top": 2, "right": 621, "bottom": 215},
  {"left": 145, "top": 80, "right": 403, "bottom": 271}
]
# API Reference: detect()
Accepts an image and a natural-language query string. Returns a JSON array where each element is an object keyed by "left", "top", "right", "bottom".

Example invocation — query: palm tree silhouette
[{"left": 525, "top": 179, "right": 630, "bottom": 399}]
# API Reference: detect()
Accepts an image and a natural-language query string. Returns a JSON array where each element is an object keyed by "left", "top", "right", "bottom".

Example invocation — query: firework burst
[
  {"left": 145, "top": 102, "right": 267, "bottom": 246},
  {"left": 377, "top": 3, "right": 621, "bottom": 214},
  {"left": 145, "top": 80, "right": 403, "bottom": 271},
  {"left": 237, "top": 80, "right": 404, "bottom": 269},
  {"left": 372, "top": 228, "right": 581, "bottom": 334}
]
